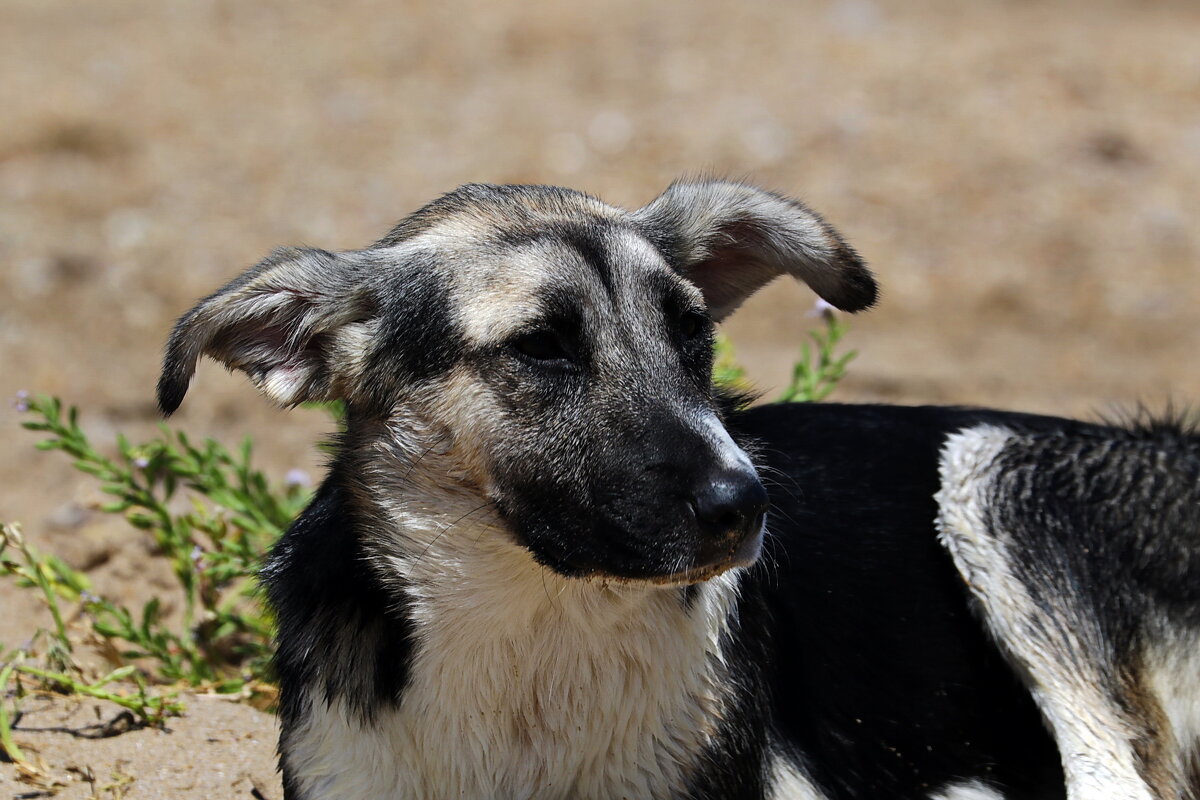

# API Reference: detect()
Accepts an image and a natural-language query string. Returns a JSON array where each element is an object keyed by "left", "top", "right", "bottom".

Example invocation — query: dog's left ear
[
  {"left": 157, "top": 247, "right": 376, "bottom": 415},
  {"left": 633, "top": 180, "right": 876, "bottom": 320}
]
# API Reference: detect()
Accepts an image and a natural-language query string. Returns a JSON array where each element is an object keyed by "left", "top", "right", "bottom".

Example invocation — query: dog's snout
[{"left": 691, "top": 470, "right": 768, "bottom": 541}]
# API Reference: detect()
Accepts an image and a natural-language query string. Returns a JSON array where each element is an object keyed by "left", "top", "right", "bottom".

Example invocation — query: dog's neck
[{"left": 287, "top": 419, "right": 744, "bottom": 799}]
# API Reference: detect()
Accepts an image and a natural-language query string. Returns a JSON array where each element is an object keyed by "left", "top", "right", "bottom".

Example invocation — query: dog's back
[{"left": 734, "top": 402, "right": 1200, "bottom": 800}]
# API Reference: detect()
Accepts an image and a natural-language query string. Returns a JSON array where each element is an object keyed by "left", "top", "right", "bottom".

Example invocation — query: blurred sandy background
[{"left": 1, "top": 0, "right": 1199, "bottom": 794}]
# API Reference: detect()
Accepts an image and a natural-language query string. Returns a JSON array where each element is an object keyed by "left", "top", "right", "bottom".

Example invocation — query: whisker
[
  {"left": 540, "top": 563, "right": 561, "bottom": 611},
  {"left": 398, "top": 440, "right": 443, "bottom": 485},
  {"left": 413, "top": 501, "right": 493, "bottom": 567}
]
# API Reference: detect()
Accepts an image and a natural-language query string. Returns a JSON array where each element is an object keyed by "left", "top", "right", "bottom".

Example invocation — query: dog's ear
[
  {"left": 157, "top": 247, "right": 377, "bottom": 415},
  {"left": 633, "top": 180, "right": 876, "bottom": 320}
]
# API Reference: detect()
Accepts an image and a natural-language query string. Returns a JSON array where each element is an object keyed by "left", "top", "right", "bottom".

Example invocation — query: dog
[{"left": 158, "top": 180, "right": 1199, "bottom": 799}]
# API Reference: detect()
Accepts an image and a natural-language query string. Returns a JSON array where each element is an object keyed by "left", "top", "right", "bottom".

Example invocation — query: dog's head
[{"left": 159, "top": 181, "right": 874, "bottom": 584}]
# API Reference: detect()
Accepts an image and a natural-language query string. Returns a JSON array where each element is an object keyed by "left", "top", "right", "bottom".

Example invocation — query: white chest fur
[{"left": 285, "top": 566, "right": 739, "bottom": 800}]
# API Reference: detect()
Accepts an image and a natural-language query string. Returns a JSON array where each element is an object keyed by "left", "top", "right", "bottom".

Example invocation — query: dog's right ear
[
  {"left": 157, "top": 247, "right": 376, "bottom": 415},
  {"left": 633, "top": 180, "right": 876, "bottom": 320}
]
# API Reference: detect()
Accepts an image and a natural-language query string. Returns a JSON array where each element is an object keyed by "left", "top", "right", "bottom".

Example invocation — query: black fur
[
  {"left": 360, "top": 251, "right": 463, "bottom": 411},
  {"left": 265, "top": 466, "right": 415, "bottom": 725},
  {"left": 730, "top": 403, "right": 1072, "bottom": 799},
  {"left": 985, "top": 421, "right": 1200, "bottom": 631}
]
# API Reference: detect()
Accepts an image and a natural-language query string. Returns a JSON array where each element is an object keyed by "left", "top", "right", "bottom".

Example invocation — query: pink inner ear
[
  {"left": 686, "top": 228, "right": 779, "bottom": 322},
  {"left": 256, "top": 324, "right": 293, "bottom": 351},
  {"left": 210, "top": 311, "right": 326, "bottom": 405}
]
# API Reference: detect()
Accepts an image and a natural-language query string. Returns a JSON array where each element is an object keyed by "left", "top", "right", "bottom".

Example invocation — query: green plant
[
  {"left": 712, "top": 333, "right": 751, "bottom": 393},
  {"left": 17, "top": 396, "right": 315, "bottom": 688},
  {"left": 0, "top": 522, "right": 185, "bottom": 765},
  {"left": 0, "top": 652, "right": 25, "bottom": 764},
  {"left": 0, "top": 395, "right": 332, "bottom": 764},
  {"left": 713, "top": 308, "right": 857, "bottom": 404},
  {"left": 776, "top": 309, "right": 857, "bottom": 403}
]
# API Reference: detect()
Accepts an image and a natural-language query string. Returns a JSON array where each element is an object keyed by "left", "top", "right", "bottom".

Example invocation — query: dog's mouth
[
  {"left": 581, "top": 516, "right": 766, "bottom": 587},
  {"left": 626, "top": 560, "right": 744, "bottom": 587}
]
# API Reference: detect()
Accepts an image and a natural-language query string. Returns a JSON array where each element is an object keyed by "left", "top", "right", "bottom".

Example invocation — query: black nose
[{"left": 691, "top": 469, "right": 769, "bottom": 542}]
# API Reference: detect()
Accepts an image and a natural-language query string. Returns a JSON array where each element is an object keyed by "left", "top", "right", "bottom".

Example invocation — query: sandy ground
[
  {"left": 2, "top": 0, "right": 1200, "bottom": 795},
  {"left": 0, "top": 693, "right": 280, "bottom": 799}
]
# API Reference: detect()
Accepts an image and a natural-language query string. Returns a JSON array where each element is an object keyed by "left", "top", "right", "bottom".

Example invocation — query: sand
[{"left": 0, "top": 693, "right": 280, "bottom": 799}]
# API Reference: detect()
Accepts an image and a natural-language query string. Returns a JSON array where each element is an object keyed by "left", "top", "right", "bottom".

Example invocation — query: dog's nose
[{"left": 691, "top": 469, "right": 769, "bottom": 545}]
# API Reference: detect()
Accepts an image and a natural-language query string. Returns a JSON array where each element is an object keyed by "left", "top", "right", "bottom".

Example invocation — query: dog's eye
[
  {"left": 679, "top": 310, "right": 710, "bottom": 340},
  {"left": 511, "top": 330, "right": 571, "bottom": 363}
]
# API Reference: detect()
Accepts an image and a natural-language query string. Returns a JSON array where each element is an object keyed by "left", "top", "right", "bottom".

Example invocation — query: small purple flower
[
  {"left": 284, "top": 468, "right": 311, "bottom": 488},
  {"left": 190, "top": 545, "right": 205, "bottom": 567},
  {"left": 80, "top": 590, "right": 101, "bottom": 605},
  {"left": 11, "top": 390, "right": 30, "bottom": 413},
  {"left": 133, "top": 456, "right": 150, "bottom": 470},
  {"left": 805, "top": 298, "right": 838, "bottom": 319}
]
